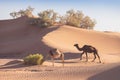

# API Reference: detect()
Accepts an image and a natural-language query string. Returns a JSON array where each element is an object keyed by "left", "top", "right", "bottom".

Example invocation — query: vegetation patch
[
  {"left": 23, "top": 53, "right": 44, "bottom": 65},
  {"left": 10, "top": 6, "right": 96, "bottom": 29}
]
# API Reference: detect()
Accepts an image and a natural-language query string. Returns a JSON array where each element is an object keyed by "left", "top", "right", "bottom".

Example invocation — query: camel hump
[
  {"left": 83, "top": 45, "right": 93, "bottom": 48},
  {"left": 83, "top": 45, "right": 96, "bottom": 51}
]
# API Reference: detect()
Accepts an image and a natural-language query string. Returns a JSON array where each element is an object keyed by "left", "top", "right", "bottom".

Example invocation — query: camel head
[{"left": 74, "top": 43, "right": 78, "bottom": 47}]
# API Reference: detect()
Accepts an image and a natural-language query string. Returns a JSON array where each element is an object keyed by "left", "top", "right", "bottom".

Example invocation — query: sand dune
[
  {"left": 0, "top": 16, "right": 59, "bottom": 58},
  {"left": 0, "top": 16, "right": 120, "bottom": 80},
  {"left": 43, "top": 25, "right": 120, "bottom": 53}
]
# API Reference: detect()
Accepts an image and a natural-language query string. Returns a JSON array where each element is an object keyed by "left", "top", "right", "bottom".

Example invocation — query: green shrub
[{"left": 23, "top": 53, "right": 44, "bottom": 65}]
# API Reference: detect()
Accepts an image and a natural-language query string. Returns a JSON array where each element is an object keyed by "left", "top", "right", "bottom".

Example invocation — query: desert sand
[{"left": 0, "top": 16, "right": 120, "bottom": 80}]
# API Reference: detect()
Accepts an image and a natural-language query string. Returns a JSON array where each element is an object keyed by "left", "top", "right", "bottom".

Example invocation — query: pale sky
[{"left": 0, "top": 0, "right": 120, "bottom": 32}]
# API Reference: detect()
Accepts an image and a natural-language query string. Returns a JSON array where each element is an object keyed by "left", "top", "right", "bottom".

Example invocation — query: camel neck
[{"left": 75, "top": 45, "right": 82, "bottom": 51}]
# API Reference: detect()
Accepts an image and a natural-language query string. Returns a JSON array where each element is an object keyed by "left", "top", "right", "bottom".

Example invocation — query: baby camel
[
  {"left": 46, "top": 48, "right": 64, "bottom": 67},
  {"left": 74, "top": 44, "right": 101, "bottom": 63}
]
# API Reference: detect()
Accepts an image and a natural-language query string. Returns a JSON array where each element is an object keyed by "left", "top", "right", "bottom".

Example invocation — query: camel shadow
[
  {"left": 46, "top": 52, "right": 81, "bottom": 60},
  {"left": 0, "top": 60, "right": 28, "bottom": 69},
  {"left": 64, "top": 52, "right": 81, "bottom": 60}
]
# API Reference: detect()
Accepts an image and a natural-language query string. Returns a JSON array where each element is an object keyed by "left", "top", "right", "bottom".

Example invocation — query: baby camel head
[{"left": 74, "top": 43, "right": 79, "bottom": 47}]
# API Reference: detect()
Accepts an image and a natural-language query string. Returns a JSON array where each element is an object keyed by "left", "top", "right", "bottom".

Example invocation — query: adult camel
[{"left": 74, "top": 44, "right": 101, "bottom": 63}]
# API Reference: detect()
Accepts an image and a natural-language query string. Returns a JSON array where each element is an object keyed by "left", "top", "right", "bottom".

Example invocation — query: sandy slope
[
  {"left": 43, "top": 25, "right": 120, "bottom": 63},
  {"left": 0, "top": 16, "right": 120, "bottom": 80},
  {"left": 43, "top": 25, "right": 120, "bottom": 53},
  {"left": 0, "top": 16, "right": 59, "bottom": 58}
]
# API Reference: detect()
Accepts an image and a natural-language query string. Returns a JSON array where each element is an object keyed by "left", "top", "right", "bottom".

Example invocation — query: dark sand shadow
[
  {"left": 87, "top": 65, "right": 120, "bottom": 80},
  {"left": 0, "top": 60, "right": 28, "bottom": 69},
  {"left": 64, "top": 52, "right": 81, "bottom": 60},
  {"left": 45, "top": 52, "right": 81, "bottom": 60},
  {"left": 0, "top": 25, "right": 59, "bottom": 59},
  {"left": 46, "top": 52, "right": 82, "bottom": 64}
]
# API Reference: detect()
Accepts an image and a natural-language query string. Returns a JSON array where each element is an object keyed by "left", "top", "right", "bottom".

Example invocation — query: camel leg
[
  {"left": 61, "top": 58, "right": 64, "bottom": 67},
  {"left": 96, "top": 53, "right": 101, "bottom": 63},
  {"left": 85, "top": 52, "right": 88, "bottom": 62},
  {"left": 92, "top": 53, "right": 96, "bottom": 62},
  {"left": 61, "top": 54, "right": 64, "bottom": 67},
  {"left": 51, "top": 58, "right": 54, "bottom": 66},
  {"left": 80, "top": 52, "right": 84, "bottom": 60}
]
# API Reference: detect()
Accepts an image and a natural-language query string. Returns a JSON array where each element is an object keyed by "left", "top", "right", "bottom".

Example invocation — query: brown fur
[{"left": 47, "top": 48, "right": 64, "bottom": 66}]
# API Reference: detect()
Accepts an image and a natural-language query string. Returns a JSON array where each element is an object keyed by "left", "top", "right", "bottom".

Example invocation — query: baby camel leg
[
  {"left": 51, "top": 57, "right": 54, "bottom": 66},
  {"left": 60, "top": 54, "right": 64, "bottom": 67}
]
